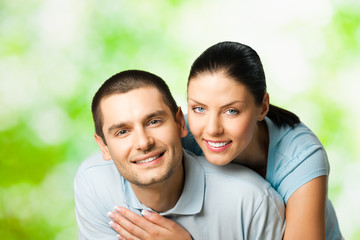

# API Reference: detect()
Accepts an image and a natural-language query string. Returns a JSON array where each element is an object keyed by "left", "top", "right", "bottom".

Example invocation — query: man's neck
[{"left": 130, "top": 163, "right": 185, "bottom": 213}]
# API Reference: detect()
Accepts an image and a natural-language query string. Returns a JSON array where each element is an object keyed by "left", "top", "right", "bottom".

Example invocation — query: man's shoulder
[
  {"left": 187, "top": 151, "right": 264, "bottom": 187},
  {"left": 202, "top": 159, "right": 269, "bottom": 188},
  {"left": 185, "top": 150, "right": 280, "bottom": 198},
  {"left": 75, "top": 152, "right": 123, "bottom": 197},
  {"left": 74, "top": 152, "right": 126, "bottom": 221},
  {"left": 78, "top": 152, "right": 115, "bottom": 172},
  {"left": 184, "top": 150, "right": 285, "bottom": 220},
  {"left": 76, "top": 152, "right": 119, "bottom": 183}
]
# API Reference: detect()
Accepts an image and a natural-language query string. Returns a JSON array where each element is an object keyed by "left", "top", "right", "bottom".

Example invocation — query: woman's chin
[{"left": 204, "top": 154, "right": 232, "bottom": 166}]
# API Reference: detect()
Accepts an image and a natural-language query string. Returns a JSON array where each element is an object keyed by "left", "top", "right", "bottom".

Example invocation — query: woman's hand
[{"left": 108, "top": 206, "right": 192, "bottom": 240}]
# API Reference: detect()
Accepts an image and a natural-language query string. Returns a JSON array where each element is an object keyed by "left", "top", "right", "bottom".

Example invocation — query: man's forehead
[
  {"left": 100, "top": 87, "right": 170, "bottom": 122},
  {"left": 106, "top": 87, "right": 164, "bottom": 105}
]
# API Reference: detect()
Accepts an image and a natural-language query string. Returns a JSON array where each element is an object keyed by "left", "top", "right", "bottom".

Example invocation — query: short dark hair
[
  {"left": 92, "top": 70, "right": 178, "bottom": 143},
  {"left": 188, "top": 41, "right": 300, "bottom": 128}
]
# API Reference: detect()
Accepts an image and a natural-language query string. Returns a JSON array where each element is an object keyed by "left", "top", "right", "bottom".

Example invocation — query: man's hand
[{"left": 108, "top": 206, "right": 192, "bottom": 240}]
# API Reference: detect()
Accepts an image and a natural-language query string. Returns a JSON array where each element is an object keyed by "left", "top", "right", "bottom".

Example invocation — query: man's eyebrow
[
  {"left": 107, "top": 110, "right": 168, "bottom": 134},
  {"left": 146, "top": 110, "right": 167, "bottom": 119},
  {"left": 108, "top": 122, "right": 128, "bottom": 134}
]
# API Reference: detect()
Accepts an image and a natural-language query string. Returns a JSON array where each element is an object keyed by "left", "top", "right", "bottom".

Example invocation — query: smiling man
[{"left": 74, "top": 70, "right": 285, "bottom": 240}]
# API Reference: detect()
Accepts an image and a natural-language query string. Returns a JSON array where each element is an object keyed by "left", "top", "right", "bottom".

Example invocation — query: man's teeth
[
  {"left": 136, "top": 155, "right": 160, "bottom": 164},
  {"left": 207, "top": 141, "right": 230, "bottom": 148}
]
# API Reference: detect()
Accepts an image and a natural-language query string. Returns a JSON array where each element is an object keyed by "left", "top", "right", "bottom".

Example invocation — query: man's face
[{"left": 95, "top": 86, "right": 188, "bottom": 186}]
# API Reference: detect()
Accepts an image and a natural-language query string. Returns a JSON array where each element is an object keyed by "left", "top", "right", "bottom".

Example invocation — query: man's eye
[
  {"left": 116, "top": 130, "right": 128, "bottom": 136},
  {"left": 148, "top": 119, "right": 161, "bottom": 125},
  {"left": 193, "top": 107, "right": 205, "bottom": 113}
]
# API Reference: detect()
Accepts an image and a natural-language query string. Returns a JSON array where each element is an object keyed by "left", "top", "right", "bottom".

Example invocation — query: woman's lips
[{"left": 204, "top": 140, "right": 232, "bottom": 152}]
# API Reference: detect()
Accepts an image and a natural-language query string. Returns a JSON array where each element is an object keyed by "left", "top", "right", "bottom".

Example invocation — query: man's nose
[{"left": 134, "top": 127, "right": 155, "bottom": 151}]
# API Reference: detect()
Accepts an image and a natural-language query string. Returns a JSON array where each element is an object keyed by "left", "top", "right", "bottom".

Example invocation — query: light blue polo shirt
[{"left": 74, "top": 150, "right": 285, "bottom": 240}]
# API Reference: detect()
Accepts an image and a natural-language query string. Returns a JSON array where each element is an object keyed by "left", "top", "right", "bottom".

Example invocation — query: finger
[
  {"left": 108, "top": 211, "right": 148, "bottom": 239},
  {"left": 142, "top": 210, "right": 192, "bottom": 238},
  {"left": 141, "top": 210, "right": 176, "bottom": 230},
  {"left": 109, "top": 220, "right": 141, "bottom": 240},
  {"left": 115, "top": 207, "right": 161, "bottom": 232}
]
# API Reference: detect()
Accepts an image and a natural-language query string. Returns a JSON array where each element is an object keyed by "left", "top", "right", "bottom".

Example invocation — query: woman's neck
[{"left": 232, "top": 120, "right": 269, "bottom": 178}]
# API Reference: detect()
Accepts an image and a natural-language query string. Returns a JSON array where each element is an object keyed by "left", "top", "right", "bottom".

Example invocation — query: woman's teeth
[{"left": 207, "top": 141, "right": 231, "bottom": 148}]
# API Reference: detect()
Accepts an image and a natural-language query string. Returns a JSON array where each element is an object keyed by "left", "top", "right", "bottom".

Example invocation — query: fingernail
[
  {"left": 141, "top": 209, "right": 151, "bottom": 217},
  {"left": 107, "top": 211, "right": 114, "bottom": 218},
  {"left": 114, "top": 206, "right": 121, "bottom": 212},
  {"left": 109, "top": 221, "right": 115, "bottom": 227}
]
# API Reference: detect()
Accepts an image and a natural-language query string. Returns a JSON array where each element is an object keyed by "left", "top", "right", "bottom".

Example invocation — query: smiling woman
[
  {"left": 187, "top": 70, "right": 267, "bottom": 167},
  {"left": 184, "top": 41, "right": 342, "bottom": 240}
]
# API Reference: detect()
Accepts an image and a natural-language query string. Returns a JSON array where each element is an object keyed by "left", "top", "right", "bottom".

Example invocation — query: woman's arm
[
  {"left": 283, "top": 175, "right": 327, "bottom": 240},
  {"left": 108, "top": 206, "right": 192, "bottom": 240}
]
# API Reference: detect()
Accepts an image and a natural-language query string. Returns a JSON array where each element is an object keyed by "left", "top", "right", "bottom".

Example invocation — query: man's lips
[{"left": 132, "top": 152, "right": 165, "bottom": 164}]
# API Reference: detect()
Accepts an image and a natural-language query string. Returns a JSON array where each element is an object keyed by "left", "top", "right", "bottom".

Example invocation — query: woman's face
[{"left": 187, "top": 72, "right": 265, "bottom": 165}]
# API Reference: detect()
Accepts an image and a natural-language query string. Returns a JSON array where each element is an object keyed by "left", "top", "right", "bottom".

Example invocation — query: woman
[{"left": 109, "top": 41, "right": 342, "bottom": 240}]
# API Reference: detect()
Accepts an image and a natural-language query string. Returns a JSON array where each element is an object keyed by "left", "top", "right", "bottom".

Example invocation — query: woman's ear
[
  {"left": 258, "top": 93, "right": 269, "bottom": 121},
  {"left": 175, "top": 107, "right": 188, "bottom": 138},
  {"left": 94, "top": 134, "right": 112, "bottom": 160}
]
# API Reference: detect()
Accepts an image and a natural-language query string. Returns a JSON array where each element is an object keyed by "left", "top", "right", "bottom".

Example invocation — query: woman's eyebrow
[{"left": 188, "top": 98, "right": 245, "bottom": 108}]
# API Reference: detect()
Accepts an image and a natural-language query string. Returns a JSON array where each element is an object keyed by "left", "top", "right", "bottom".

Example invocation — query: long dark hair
[{"left": 188, "top": 41, "right": 300, "bottom": 128}]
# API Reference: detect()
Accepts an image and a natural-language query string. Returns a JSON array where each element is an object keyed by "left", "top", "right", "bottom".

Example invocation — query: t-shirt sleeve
[
  {"left": 268, "top": 129, "right": 330, "bottom": 203},
  {"left": 280, "top": 147, "right": 328, "bottom": 202},
  {"left": 74, "top": 168, "right": 118, "bottom": 240}
]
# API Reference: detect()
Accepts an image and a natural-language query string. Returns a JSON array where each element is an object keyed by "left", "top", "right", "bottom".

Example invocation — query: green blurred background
[{"left": 1, "top": 0, "right": 359, "bottom": 239}]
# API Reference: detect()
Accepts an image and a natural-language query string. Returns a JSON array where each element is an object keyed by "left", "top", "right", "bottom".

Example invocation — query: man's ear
[
  {"left": 258, "top": 93, "right": 270, "bottom": 121},
  {"left": 175, "top": 107, "right": 188, "bottom": 138},
  {"left": 94, "top": 134, "right": 112, "bottom": 160}
]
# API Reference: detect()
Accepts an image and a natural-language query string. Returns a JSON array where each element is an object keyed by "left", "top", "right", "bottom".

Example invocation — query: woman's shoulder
[
  {"left": 265, "top": 118, "right": 329, "bottom": 201},
  {"left": 266, "top": 117, "right": 324, "bottom": 156}
]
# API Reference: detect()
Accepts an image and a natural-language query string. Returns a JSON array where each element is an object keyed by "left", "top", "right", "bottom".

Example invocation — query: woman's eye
[
  {"left": 193, "top": 107, "right": 205, "bottom": 113},
  {"left": 225, "top": 109, "right": 239, "bottom": 115}
]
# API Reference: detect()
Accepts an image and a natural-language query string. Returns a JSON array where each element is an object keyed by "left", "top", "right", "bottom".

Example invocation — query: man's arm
[{"left": 74, "top": 170, "right": 117, "bottom": 240}]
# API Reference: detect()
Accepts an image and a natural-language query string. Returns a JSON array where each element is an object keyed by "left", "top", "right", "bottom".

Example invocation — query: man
[{"left": 74, "top": 70, "right": 285, "bottom": 239}]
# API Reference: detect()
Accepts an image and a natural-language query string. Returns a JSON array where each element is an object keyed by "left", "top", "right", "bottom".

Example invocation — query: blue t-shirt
[{"left": 181, "top": 116, "right": 342, "bottom": 240}]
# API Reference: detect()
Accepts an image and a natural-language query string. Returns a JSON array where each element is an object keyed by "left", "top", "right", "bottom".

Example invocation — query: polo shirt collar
[{"left": 123, "top": 149, "right": 205, "bottom": 216}]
